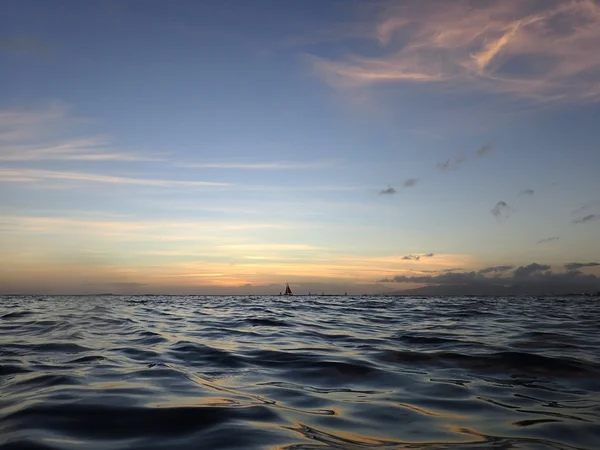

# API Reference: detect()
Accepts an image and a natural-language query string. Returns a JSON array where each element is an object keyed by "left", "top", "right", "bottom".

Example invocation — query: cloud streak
[
  {"left": 309, "top": 0, "right": 600, "bottom": 102},
  {"left": 573, "top": 214, "right": 598, "bottom": 224},
  {"left": 438, "top": 144, "right": 491, "bottom": 172},
  {"left": 178, "top": 161, "right": 333, "bottom": 170},
  {"left": 0, "top": 104, "right": 160, "bottom": 162},
  {"left": 478, "top": 265, "right": 514, "bottom": 274},
  {"left": 379, "top": 186, "right": 397, "bottom": 195},
  {"left": 564, "top": 262, "right": 600, "bottom": 271},
  {"left": 402, "top": 253, "right": 434, "bottom": 261},
  {"left": 0, "top": 168, "right": 228, "bottom": 188},
  {"left": 0, "top": 137, "right": 158, "bottom": 162},
  {"left": 572, "top": 200, "right": 600, "bottom": 216},
  {"left": 537, "top": 236, "right": 559, "bottom": 244}
]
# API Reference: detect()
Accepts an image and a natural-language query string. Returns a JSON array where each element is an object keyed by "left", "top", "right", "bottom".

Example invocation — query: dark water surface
[{"left": 1, "top": 295, "right": 599, "bottom": 449}]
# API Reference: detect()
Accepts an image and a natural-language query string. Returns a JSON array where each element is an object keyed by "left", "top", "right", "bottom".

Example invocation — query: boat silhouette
[{"left": 284, "top": 282, "right": 293, "bottom": 296}]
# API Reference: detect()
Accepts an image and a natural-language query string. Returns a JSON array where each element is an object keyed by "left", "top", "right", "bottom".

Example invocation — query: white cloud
[
  {"left": 309, "top": 0, "right": 600, "bottom": 102},
  {"left": 177, "top": 160, "right": 334, "bottom": 170},
  {"left": 0, "top": 103, "right": 161, "bottom": 161},
  {"left": 0, "top": 168, "right": 228, "bottom": 188}
]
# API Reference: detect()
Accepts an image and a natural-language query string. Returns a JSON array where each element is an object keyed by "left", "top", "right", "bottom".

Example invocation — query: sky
[{"left": 1, "top": 0, "right": 599, "bottom": 295}]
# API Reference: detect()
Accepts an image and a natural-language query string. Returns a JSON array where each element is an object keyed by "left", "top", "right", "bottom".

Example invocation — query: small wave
[
  {"left": 168, "top": 341, "right": 246, "bottom": 368},
  {"left": 3, "top": 403, "right": 280, "bottom": 439},
  {"left": 129, "top": 330, "right": 168, "bottom": 345},
  {"left": 65, "top": 355, "right": 106, "bottom": 364},
  {"left": 377, "top": 350, "right": 599, "bottom": 376},
  {"left": 392, "top": 332, "right": 463, "bottom": 345},
  {"left": 0, "top": 364, "right": 31, "bottom": 376},
  {"left": 1, "top": 311, "right": 34, "bottom": 320},
  {"left": 245, "top": 317, "right": 292, "bottom": 327},
  {"left": 7, "top": 373, "right": 82, "bottom": 391},
  {"left": 31, "top": 343, "right": 93, "bottom": 354},
  {"left": 1, "top": 295, "right": 599, "bottom": 450},
  {"left": 514, "top": 418, "right": 562, "bottom": 427}
]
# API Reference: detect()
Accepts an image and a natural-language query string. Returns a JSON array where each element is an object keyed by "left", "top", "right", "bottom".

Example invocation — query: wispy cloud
[
  {"left": 520, "top": 189, "right": 535, "bottom": 196},
  {"left": 308, "top": 0, "right": 600, "bottom": 102},
  {"left": 491, "top": 201, "right": 513, "bottom": 220},
  {"left": 438, "top": 144, "right": 492, "bottom": 172},
  {"left": 476, "top": 144, "right": 492, "bottom": 157},
  {"left": 0, "top": 216, "right": 293, "bottom": 241},
  {"left": 0, "top": 103, "right": 161, "bottom": 162},
  {"left": 378, "top": 179, "right": 419, "bottom": 195},
  {"left": 0, "top": 35, "right": 53, "bottom": 60},
  {"left": 573, "top": 214, "right": 598, "bottom": 224},
  {"left": 177, "top": 161, "right": 333, "bottom": 170},
  {"left": 571, "top": 203, "right": 599, "bottom": 228},
  {"left": 478, "top": 265, "right": 514, "bottom": 274},
  {"left": 572, "top": 200, "right": 600, "bottom": 217},
  {"left": 564, "top": 262, "right": 600, "bottom": 271},
  {"left": 402, "top": 253, "right": 434, "bottom": 261},
  {"left": 438, "top": 157, "right": 466, "bottom": 172},
  {"left": 537, "top": 236, "right": 559, "bottom": 244},
  {"left": 379, "top": 186, "right": 397, "bottom": 195},
  {"left": 0, "top": 101, "right": 68, "bottom": 142},
  {"left": 0, "top": 168, "right": 228, "bottom": 188},
  {"left": 0, "top": 137, "right": 159, "bottom": 162}
]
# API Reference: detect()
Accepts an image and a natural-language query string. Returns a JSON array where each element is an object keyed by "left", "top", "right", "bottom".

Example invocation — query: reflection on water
[{"left": 1, "top": 295, "right": 599, "bottom": 449}]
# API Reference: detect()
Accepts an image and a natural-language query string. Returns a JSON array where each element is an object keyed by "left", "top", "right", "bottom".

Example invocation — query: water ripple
[{"left": 1, "top": 295, "right": 599, "bottom": 449}]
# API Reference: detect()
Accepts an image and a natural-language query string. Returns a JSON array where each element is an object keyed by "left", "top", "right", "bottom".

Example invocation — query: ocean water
[{"left": 1, "top": 295, "right": 599, "bottom": 450}]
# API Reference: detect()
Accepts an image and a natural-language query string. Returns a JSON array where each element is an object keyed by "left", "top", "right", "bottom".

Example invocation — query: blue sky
[{"left": 1, "top": 0, "right": 599, "bottom": 294}]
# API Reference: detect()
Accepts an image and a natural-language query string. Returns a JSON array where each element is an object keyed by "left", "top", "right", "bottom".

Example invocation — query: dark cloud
[
  {"left": 402, "top": 253, "right": 434, "bottom": 261},
  {"left": 438, "top": 144, "right": 491, "bottom": 171},
  {"left": 491, "top": 201, "right": 513, "bottom": 219},
  {"left": 437, "top": 159, "right": 451, "bottom": 171},
  {"left": 379, "top": 186, "right": 397, "bottom": 195},
  {"left": 403, "top": 178, "right": 419, "bottom": 187},
  {"left": 478, "top": 265, "right": 514, "bottom": 274},
  {"left": 564, "top": 262, "right": 600, "bottom": 271},
  {"left": 571, "top": 200, "right": 600, "bottom": 216},
  {"left": 379, "top": 271, "right": 485, "bottom": 284},
  {"left": 378, "top": 263, "right": 600, "bottom": 295},
  {"left": 537, "top": 236, "right": 559, "bottom": 244},
  {"left": 513, "top": 263, "right": 551, "bottom": 278},
  {"left": 573, "top": 214, "right": 597, "bottom": 224},
  {"left": 437, "top": 158, "right": 464, "bottom": 171},
  {"left": 476, "top": 144, "right": 492, "bottom": 156},
  {"left": 520, "top": 189, "right": 534, "bottom": 196}
]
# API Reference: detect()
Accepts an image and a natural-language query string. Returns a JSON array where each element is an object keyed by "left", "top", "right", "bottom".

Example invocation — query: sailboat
[{"left": 284, "top": 282, "right": 293, "bottom": 296}]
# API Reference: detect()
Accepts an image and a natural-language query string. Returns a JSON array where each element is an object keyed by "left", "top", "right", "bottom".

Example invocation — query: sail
[{"left": 284, "top": 282, "right": 292, "bottom": 295}]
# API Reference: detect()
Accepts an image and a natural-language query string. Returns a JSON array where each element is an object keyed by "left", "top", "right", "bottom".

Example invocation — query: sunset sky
[{"left": 1, "top": 0, "right": 600, "bottom": 295}]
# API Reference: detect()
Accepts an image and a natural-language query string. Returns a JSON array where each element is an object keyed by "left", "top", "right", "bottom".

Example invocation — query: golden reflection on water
[
  {"left": 396, "top": 402, "right": 468, "bottom": 419},
  {"left": 284, "top": 422, "right": 394, "bottom": 447},
  {"left": 149, "top": 397, "right": 240, "bottom": 408}
]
